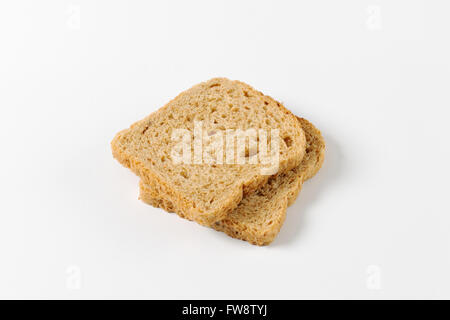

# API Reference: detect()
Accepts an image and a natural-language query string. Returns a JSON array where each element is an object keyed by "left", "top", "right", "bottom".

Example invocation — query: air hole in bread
[
  {"left": 180, "top": 170, "right": 189, "bottom": 179},
  {"left": 283, "top": 136, "right": 293, "bottom": 147}
]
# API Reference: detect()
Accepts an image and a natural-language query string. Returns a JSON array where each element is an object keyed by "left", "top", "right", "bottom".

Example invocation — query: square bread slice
[
  {"left": 139, "top": 117, "right": 325, "bottom": 245},
  {"left": 112, "top": 78, "right": 306, "bottom": 226}
]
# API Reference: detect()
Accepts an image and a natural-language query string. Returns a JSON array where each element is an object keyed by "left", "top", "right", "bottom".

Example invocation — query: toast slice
[
  {"left": 112, "top": 78, "right": 306, "bottom": 226},
  {"left": 139, "top": 117, "right": 325, "bottom": 245}
]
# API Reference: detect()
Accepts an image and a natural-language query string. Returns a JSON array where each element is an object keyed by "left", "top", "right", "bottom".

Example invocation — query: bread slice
[
  {"left": 139, "top": 117, "right": 325, "bottom": 245},
  {"left": 112, "top": 78, "right": 306, "bottom": 226}
]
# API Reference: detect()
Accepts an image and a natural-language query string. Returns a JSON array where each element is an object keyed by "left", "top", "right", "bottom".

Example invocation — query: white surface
[{"left": 1, "top": 0, "right": 449, "bottom": 299}]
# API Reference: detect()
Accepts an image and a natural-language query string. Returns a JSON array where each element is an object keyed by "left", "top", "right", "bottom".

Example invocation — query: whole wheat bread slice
[
  {"left": 112, "top": 78, "right": 306, "bottom": 226},
  {"left": 139, "top": 117, "right": 325, "bottom": 245}
]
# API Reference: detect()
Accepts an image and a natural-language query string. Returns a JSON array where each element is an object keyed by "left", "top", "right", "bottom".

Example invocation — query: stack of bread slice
[{"left": 111, "top": 78, "right": 324, "bottom": 245}]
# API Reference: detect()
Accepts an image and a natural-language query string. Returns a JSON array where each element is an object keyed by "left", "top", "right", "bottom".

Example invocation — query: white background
[{"left": 1, "top": 0, "right": 449, "bottom": 299}]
